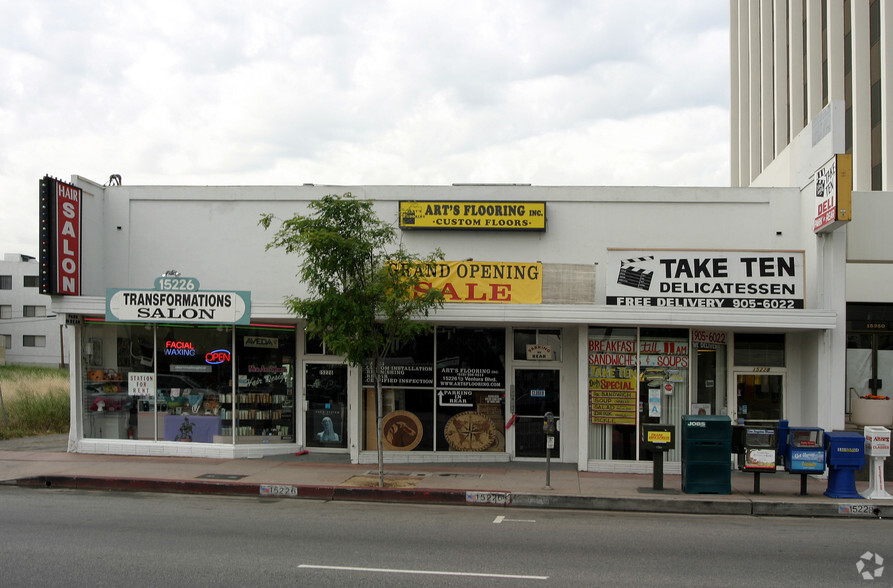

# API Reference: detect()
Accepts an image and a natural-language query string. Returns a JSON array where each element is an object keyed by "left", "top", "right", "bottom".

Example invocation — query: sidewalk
[{"left": 1, "top": 435, "right": 892, "bottom": 519}]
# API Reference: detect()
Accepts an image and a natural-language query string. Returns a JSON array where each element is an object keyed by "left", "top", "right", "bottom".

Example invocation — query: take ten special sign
[{"left": 606, "top": 250, "right": 805, "bottom": 310}]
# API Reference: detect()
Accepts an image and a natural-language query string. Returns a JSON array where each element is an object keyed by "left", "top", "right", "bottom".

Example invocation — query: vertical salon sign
[
  {"left": 55, "top": 180, "right": 82, "bottom": 295},
  {"left": 39, "top": 176, "right": 82, "bottom": 296}
]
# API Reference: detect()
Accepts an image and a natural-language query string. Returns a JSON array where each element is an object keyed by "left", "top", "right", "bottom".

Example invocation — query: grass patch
[{"left": 0, "top": 366, "right": 70, "bottom": 440}]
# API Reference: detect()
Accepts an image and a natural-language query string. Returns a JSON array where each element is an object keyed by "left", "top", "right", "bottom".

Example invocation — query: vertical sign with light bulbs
[{"left": 39, "top": 175, "right": 82, "bottom": 295}]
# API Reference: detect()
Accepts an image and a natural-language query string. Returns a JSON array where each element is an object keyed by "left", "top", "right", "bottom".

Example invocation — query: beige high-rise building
[
  {"left": 732, "top": 0, "right": 890, "bottom": 191},
  {"left": 731, "top": 0, "right": 893, "bottom": 421}
]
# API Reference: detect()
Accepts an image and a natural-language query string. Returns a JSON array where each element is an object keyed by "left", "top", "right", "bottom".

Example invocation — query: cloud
[{"left": 0, "top": 0, "right": 730, "bottom": 256}]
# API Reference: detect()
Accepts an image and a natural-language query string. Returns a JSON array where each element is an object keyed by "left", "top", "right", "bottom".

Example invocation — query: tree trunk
[{"left": 374, "top": 356, "right": 384, "bottom": 487}]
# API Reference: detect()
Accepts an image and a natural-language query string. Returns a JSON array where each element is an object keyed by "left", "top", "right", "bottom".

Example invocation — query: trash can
[
  {"left": 824, "top": 431, "right": 864, "bottom": 499},
  {"left": 682, "top": 415, "right": 731, "bottom": 494}
]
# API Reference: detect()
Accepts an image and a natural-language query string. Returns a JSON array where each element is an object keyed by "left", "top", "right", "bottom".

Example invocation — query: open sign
[{"left": 205, "top": 349, "right": 231, "bottom": 365}]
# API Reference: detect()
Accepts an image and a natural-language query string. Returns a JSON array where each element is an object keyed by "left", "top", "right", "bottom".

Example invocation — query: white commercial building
[
  {"left": 0, "top": 253, "right": 65, "bottom": 367},
  {"left": 731, "top": 0, "right": 893, "bottom": 424},
  {"left": 43, "top": 175, "right": 846, "bottom": 471}
]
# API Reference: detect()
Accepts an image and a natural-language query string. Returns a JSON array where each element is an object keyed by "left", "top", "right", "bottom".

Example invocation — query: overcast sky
[{"left": 1, "top": 1, "right": 730, "bottom": 258}]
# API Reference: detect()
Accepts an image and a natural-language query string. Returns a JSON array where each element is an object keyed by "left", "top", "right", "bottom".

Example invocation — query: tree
[{"left": 260, "top": 193, "right": 443, "bottom": 486}]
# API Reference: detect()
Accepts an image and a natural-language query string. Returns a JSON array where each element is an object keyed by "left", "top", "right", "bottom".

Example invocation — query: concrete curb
[{"left": 12, "top": 475, "right": 893, "bottom": 519}]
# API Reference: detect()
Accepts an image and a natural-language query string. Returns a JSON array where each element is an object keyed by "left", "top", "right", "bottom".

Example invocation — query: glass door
[
  {"left": 305, "top": 363, "right": 348, "bottom": 449},
  {"left": 733, "top": 372, "right": 783, "bottom": 425},
  {"left": 513, "top": 368, "right": 560, "bottom": 458}
]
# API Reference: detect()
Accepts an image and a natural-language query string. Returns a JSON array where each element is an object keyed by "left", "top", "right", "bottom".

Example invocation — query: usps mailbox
[{"left": 823, "top": 431, "right": 864, "bottom": 499}]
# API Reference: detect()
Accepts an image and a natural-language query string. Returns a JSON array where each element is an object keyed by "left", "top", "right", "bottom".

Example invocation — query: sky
[{"left": 0, "top": 0, "right": 730, "bottom": 258}]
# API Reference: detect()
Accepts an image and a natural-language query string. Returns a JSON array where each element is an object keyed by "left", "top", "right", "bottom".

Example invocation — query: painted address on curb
[
  {"left": 260, "top": 484, "right": 298, "bottom": 497},
  {"left": 466, "top": 491, "right": 512, "bottom": 505},
  {"left": 838, "top": 504, "right": 878, "bottom": 516}
]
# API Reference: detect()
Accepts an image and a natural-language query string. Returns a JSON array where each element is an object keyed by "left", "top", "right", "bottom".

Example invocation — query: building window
[
  {"left": 23, "top": 305, "right": 47, "bottom": 318},
  {"left": 513, "top": 328, "right": 561, "bottom": 361},
  {"left": 23, "top": 275, "right": 39, "bottom": 287},
  {"left": 362, "top": 327, "right": 506, "bottom": 452},
  {"left": 305, "top": 330, "right": 339, "bottom": 355},
  {"left": 1, "top": 334, "right": 10, "bottom": 349},
  {"left": 0, "top": 305, "right": 10, "bottom": 319},
  {"left": 23, "top": 335, "right": 46, "bottom": 348},
  {"left": 734, "top": 333, "right": 785, "bottom": 367},
  {"left": 0, "top": 275, "right": 11, "bottom": 290}
]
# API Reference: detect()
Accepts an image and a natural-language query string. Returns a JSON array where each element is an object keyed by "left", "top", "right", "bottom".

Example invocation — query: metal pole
[
  {"left": 545, "top": 442, "right": 552, "bottom": 490},
  {"left": 0, "top": 380, "right": 7, "bottom": 428},
  {"left": 652, "top": 451, "right": 664, "bottom": 491}
]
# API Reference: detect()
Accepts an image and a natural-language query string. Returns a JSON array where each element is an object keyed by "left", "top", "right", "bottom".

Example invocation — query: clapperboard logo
[{"left": 617, "top": 256, "right": 654, "bottom": 291}]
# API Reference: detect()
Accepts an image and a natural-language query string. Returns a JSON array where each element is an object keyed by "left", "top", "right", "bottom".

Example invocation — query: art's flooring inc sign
[{"left": 606, "top": 250, "right": 805, "bottom": 310}]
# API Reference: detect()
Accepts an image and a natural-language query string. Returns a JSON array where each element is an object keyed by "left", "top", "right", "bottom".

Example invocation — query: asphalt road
[{"left": 0, "top": 486, "right": 889, "bottom": 586}]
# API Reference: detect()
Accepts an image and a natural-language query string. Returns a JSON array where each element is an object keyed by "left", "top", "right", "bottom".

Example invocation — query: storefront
[{"left": 42, "top": 177, "right": 846, "bottom": 467}]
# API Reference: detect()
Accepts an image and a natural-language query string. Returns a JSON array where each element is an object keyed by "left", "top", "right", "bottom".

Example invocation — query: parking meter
[
  {"left": 543, "top": 412, "right": 556, "bottom": 435},
  {"left": 543, "top": 412, "right": 556, "bottom": 490}
]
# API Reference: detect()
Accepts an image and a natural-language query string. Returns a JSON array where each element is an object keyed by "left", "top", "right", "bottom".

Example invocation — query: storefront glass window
[
  {"left": 232, "top": 325, "right": 296, "bottom": 444},
  {"left": 80, "top": 320, "right": 296, "bottom": 445},
  {"left": 512, "top": 328, "right": 561, "bottom": 361},
  {"left": 362, "top": 327, "right": 506, "bottom": 453},
  {"left": 154, "top": 325, "right": 231, "bottom": 443},
  {"left": 588, "top": 327, "right": 690, "bottom": 462},
  {"left": 82, "top": 322, "right": 147, "bottom": 440},
  {"left": 733, "top": 333, "right": 785, "bottom": 366}
]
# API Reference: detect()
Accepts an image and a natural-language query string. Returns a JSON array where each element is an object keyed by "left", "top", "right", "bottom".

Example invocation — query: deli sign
[
  {"left": 39, "top": 176, "right": 82, "bottom": 295},
  {"left": 606, "top": 250, "right": 805, "bottom": 309},
  {"left": 814, "top": 154, "right": 852, "bottom": 234}
]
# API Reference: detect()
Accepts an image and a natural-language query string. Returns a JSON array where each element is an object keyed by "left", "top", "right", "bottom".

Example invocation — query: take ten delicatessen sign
[{"left": 606, "top": 250, "right": 804, "bottom": 309}]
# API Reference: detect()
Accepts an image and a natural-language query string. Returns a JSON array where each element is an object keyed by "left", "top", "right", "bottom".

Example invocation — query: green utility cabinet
[{"left": 681, "top": 414, "right": 732, "bottom": 494}]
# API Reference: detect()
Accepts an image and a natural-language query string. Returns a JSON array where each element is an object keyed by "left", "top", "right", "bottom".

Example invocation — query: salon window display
[
  {"left": 81, "top": 322, "right": 146, "bottom": 440},
  {"left": 79, "top": 320, "right": 296, "bottom": 444},
  {"left": 362, "top": 327, "right": 506, "bottom": 452},
  {"left": 230, "top": 325, "right": 297, "bottom": 443},
  {"left": 153, "top": 325, "right": 231, "bottom": 443}
]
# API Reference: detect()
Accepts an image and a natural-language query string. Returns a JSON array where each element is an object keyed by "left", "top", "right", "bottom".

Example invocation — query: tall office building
[
  {"left": 731, "top": 0, "right": 890, "bottom": 191},
  {"left": 731, "top": 0, "right": 893, "bottom": 418}
]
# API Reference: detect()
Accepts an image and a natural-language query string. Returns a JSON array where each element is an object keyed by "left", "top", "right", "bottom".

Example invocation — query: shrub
[{"left": 0, "top": 366, "right": 70, "bottom": 440}]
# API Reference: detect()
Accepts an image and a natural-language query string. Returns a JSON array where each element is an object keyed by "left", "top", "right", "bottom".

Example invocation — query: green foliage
[
  {"left": 0, "top": 366, "right": 70, "bottom": 440},
  {"left": 260, "top": 193, "right": 444, "bottom": 367}
]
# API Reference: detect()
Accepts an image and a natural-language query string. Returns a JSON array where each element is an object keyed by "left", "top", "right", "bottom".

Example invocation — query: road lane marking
[
  {"left": 298, "top": 564, "right": 548, "bottom": 580},
  {"left": 493, "top": 515, "right": 535, "bottom": 524}
]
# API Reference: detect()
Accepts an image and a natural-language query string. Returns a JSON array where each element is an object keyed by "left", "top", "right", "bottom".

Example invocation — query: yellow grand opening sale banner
[{"left": 391, "top": 260, "right": 543, "bottom": 304}]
